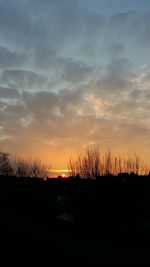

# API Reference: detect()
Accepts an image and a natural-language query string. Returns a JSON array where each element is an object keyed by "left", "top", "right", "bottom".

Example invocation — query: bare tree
[
  {"left": 29, "top": 158, "right": 49, "bottom": 179},
  {"left": 0, "top": 151, "right": 13, "bottom": 176},
  {"left": 11, "top": 157, "right": 31, "bottom": 177},
  {"left": 11, "top": 156, "right": 50, "bottom": 179}
]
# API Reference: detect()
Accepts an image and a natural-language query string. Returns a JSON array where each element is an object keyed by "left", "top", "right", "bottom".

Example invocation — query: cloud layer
[{"left": 0, "top": 0, "right": 150, "bottom": 169}]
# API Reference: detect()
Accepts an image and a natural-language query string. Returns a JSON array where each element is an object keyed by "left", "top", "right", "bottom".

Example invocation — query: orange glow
[{"left": 49, "top": 169, "right": 69, "bottom": 178}]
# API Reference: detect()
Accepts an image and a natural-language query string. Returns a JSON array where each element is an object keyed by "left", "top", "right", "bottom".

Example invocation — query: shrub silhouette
[{"left": 68, "top": 148, "right": 148, "bottom": 179}]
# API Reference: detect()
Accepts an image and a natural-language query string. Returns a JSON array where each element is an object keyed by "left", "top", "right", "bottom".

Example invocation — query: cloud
[
  {"left": 60, "top": 58, "right": 93, "bottom": 84},
  {"left": 95, "top": 59, "right": 134, "bottom": 96},
  {"left": 0, "top": 0, "right": 150, "bottom": 167},
  {"left": 0, "top": 80, "right": 150, "bottom": 167},
  {"left": 109, "top": 10, "right": 150, "bottom": 46},
  {"left": 33, "top": 48, "right": 93, "bottom": 84},
  {"left": 0, "top": 46, "right": 25, "bottom": 68},
  {"left": 0, "top": 87, "right": 20, "bottom": 99},
  {"left": 106, "top": 43, "right": 125, "bottom": 58},
  {"left": 1, "top": 70, "right": 47, "bottom": 90},
  {"left": 0, "top": 59, "right": 148, "bottom": 145}
]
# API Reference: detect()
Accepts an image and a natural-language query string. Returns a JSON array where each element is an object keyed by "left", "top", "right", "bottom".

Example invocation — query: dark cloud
[
  {"left": 109, "top": 10, "right": 150, "bottom": 46},
  {"left": 95, "top": 59, "right": 134, "bottom": 95},
  {"left": 106, "top": 43, "right": 125, "bottom": 58},
  {"left": 1, "top": 70, "right": 47, "bottom": 90},
  {"left": 60, "top": 59, "right": 92, "bottom": 84},
  {"left": 33, "top": 48, "right": 56, "bottom": 71},
  {"left": 33, "top": 47, "right": 92, "bottom": 85},
  {"left": 0, "top": 87, "right": 20, "bottom": 98},
  {"left": 0, "top": 46, "right": 25, "bottom": 68},
  {"left": 0, "top": 1, "right": 149, "bottom": 54}
]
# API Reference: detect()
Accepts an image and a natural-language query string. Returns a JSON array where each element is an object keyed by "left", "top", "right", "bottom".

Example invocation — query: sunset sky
[{"left": 1, "top": 0, "right": 150, "bottom": 171}]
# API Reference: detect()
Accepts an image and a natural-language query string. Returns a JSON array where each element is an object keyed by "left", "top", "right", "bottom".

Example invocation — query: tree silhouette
[
  {"left": 0, "top": 150, "right": 50, "bottom": 178},
  {"left": 11, "top": 157, "right": 50, "bottom": 178},
  {"left": 0, "top": 151, "right": 13, "bottom": 176}
]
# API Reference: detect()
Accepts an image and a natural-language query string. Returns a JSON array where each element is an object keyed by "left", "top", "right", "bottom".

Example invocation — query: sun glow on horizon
[
  {"left": 61, "top": 173, "right": 67, "bottom": 178},
  {"left": 50, "top": 169, "right": 69, "bottom": 178}
]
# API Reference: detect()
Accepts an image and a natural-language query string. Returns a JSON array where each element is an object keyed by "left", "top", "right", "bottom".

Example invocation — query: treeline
[
  {"left": 0, "top": 148, "right": 149, "bottom": 179},
  {"left": 68, "top": 148, "right": 149, "bottom": 179},
  {"left": 0, "top": 151, "right": 49, "bottom": 178}
]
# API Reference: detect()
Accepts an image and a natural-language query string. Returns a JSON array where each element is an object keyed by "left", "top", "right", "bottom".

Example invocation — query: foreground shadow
[{"left": 0, "top": 174, "right": 150, "bottom": 264}]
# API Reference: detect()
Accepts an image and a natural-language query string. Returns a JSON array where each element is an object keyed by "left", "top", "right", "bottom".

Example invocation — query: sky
[{"left": 1, "top": 0, "right": 150, "bottom": 172}]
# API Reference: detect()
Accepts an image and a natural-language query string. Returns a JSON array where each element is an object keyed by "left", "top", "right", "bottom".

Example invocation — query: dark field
[{"left": 0, "top": 175, "right": 150, "bottom": 264}]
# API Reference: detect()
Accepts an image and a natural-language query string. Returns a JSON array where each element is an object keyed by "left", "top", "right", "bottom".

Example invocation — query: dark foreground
[{"left": 0, "top": 175, "right": 150, "bottom": 265}]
